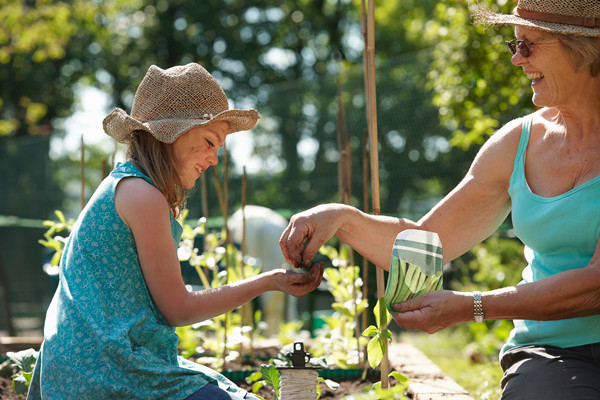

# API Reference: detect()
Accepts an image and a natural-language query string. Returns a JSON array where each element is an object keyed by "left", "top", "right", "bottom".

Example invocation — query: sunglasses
[{"left": 505, "top": 35, "right": 553, "bottom": 58}]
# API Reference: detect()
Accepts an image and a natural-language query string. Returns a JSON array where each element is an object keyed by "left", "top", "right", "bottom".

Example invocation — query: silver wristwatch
[{"left": 473, "top": 291, "right": 485, "bottom": 323}]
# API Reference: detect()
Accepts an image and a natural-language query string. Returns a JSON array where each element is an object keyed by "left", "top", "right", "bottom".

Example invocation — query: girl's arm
[{"left": 116, "top": 177, "right": 323, "bottom": 327}]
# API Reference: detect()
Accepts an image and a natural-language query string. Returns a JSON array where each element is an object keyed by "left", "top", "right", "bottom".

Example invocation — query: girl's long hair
[{"left": 126, "top": 130, "right": 186, "bottom": 218}]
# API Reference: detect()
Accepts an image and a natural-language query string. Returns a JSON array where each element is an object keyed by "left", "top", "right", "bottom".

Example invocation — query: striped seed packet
[{"left": 384, "top": 229, "right": 443, "bottom": 314}]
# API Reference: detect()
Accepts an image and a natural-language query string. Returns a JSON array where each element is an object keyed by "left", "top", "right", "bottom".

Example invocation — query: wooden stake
[
  {"left": 361, "top": 128, "right": 370, "bottom": 363},
  {"left": 210, "top": 144, "right": 231, "bottom": 370},
  {"left": 240, "top": 167, "right": 255, "bottom": 358},
  {"left": 222, "top": 141, "right": 230, "bottom": 371},
  {"left": 362, "top": 0, "right": 390, "bottom": 388},
  {"left": 200, "top": 173, "right": 209, "bottom": 219}
]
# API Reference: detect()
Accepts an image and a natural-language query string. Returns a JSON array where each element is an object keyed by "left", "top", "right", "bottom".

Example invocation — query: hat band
[{"left": 515, "top": 7, "right": 600, "bottom": 28}]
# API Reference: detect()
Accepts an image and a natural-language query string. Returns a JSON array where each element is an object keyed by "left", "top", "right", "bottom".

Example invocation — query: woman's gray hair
[{"left": 555, "top": 34, "right": 600, "bottom": 77}]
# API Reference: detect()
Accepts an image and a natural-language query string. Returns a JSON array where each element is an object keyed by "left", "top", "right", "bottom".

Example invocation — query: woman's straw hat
[
  {"left": 475, "top": 0, "right": 600, "bottom": 37},
  {"left": 103, "top": 63, "right": 260, "bottom": 144}
]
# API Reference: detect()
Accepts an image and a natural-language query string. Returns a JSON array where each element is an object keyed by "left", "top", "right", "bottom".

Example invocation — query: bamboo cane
[
  {"left": 240, "top": 166, "right": 255, "bottom": 358},
  {"left": 210, "top": 145, "right": 231, "bottom": 370},
  {"left": 336, "top": 61, "right": 362, "bottom": 360},
  {"left": 361, "top": 128, "right": 370, "bottom": 364},
  {"left": 360, "top": 1, "right": 371, "bottom": 369},
  {"left": 200, "top": 173, "right": 209, "bottom": 219},
  {"left": 222, "top": 141, "right": 230, "bottom": 370},
  {"left": 362, "top": 0, "right": 390, "bottom": 388}
]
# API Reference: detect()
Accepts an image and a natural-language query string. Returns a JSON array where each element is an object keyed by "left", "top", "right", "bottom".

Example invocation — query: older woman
[
  {"left": 28, "top": 63, "right": 324, "bottom": 400},
  {"left": 279, "top": 0, "right": 600, "bottom": 398}
]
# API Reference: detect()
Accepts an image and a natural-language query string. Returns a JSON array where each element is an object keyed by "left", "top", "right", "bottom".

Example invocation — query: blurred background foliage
[
  {"left": 2, "top": 0, "right": 534, "bottom": 381},
  {"left": 1, "top": 0, "right": 536, "bottom": 218}
]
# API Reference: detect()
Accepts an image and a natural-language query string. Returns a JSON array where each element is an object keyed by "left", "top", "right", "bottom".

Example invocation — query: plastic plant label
[{"left": 384, "top": 229, "right": 443, "bottom": 314}]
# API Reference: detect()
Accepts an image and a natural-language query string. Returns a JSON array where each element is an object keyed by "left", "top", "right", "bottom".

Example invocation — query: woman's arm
[
  {"left": 280, "top": 118, "right": 523, "bottom": 270},
  {"left": 116, "top": 178, "right": 323, "bottom": 326},
  {"left": 392, "top": 247, "right": 600, "bottom": 334}
]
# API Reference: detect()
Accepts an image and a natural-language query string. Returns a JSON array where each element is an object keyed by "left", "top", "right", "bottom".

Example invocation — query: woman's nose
[{"left": 511, "top": 52, "right": 525, "bottom": 67}]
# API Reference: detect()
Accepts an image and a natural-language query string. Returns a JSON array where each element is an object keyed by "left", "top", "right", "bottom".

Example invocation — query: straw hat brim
[
  {"left": 474, "top": 8, "right": 600, "bottom": 37},
  {"left": 103, "top": 107, "right": 260, "bottom": 144}
]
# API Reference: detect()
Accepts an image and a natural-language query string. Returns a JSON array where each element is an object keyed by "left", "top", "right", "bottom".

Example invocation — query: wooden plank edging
[{"left": 388, "top": 342, "right": 474, "bottom": 400}]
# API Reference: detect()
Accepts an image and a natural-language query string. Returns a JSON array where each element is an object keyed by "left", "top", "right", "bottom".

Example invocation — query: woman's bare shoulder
[{"left": 473, "top": 116, "right": 524, "bottom": 164}]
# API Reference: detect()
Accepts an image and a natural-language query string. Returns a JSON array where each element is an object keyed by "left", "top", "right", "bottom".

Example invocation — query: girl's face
[{"left": 172, "top": 121, "right": 229, "bottom": 188}]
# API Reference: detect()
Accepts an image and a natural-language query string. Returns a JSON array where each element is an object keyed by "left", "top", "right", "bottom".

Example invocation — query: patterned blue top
[
  {"left": 28, "top": 161, "right": 245, "bottom": 399},
  {"left": 502, "top": 116, "right": 600, "bottom": 356}
]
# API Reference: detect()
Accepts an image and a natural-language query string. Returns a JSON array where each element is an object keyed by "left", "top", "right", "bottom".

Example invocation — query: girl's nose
[{"left": 207, "top": 151, "right": 218, "bottom": 166}]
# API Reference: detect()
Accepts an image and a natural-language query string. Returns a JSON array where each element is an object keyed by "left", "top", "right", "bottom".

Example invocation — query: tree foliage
[{"left": 1, "top": 0, "right": 539, "bottom": 217}]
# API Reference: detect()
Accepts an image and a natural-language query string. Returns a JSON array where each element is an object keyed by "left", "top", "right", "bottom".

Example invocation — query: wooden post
[
  {"left": 200, "top": 173, "right": 209, "bottom": 219},
  {"left": 362, "top": 0, "right": 390, "bottom": 388},
  {"left": 240, "top": 167, "right": 255, "bottom": 358}
]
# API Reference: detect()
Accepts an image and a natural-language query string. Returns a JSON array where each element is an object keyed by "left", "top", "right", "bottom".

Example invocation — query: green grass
[{"left": 400, "top": 331, "right": 504, "bottom": 400}]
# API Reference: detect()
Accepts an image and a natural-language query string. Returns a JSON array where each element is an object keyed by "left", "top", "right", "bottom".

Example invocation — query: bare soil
[
  {"left": 0, "top": 377, "right": 20, "bottom": 400},
  {"left": 0, "top": 345, "right": 391, "bottom": 399}
]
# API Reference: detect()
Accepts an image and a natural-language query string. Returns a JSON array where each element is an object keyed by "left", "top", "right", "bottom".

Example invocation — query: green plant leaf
[
  {"left": 390, "top": 371, "right": 409, "bottom": 383},
  {"left": 7, "top": 349, "right": 37, "bottom": 372},
  {"left": 318, "top": 376, "right": 340, "bottom": 390},
  {"left": 252, "top": 381, "right": 264, "bottom": 394},
  {"left": 362, "top": 325, "right": 378, "bottom": 337},
  {"left": 259, "top": 364, "right": 280, "bottom": 400},
  {"left": 367, "top": 336, "right": 385, "bottom": 368},
  {"left": 246, "top": 370, "right": 263, "bottom": 384},
  {"left": 332, "top": 303, "right": 354, "bottom": 318},
  {"left": 374, "top": 298, "right": 389, "bottom": 328},
  {"left": 380, "top": 328, "right": 392, "bottom": 340}
]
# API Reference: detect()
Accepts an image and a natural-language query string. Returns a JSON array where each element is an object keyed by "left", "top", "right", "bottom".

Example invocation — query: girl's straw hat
[
  {"left": 475, "top": 0, "right": 600, "bottom": 37},
  {"left": 103, "top": 63, "right": 260, "bottom": 144}
]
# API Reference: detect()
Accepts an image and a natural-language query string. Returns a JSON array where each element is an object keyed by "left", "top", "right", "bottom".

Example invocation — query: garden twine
[{"left": 278, "top": 368, "right": 319, "bottom": 400}]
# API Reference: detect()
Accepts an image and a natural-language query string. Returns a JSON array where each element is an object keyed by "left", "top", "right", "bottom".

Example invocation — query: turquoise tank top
[
  {"left": 502, "top": 116, "right": 600, "bottom": 356},
  {"left": 28, "top": 161, "right": 247, "bottom": 399}
]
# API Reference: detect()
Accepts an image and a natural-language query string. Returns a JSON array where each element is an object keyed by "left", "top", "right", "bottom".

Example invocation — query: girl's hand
[{"left": 271, "top": 262, "right": 325, "bottom": 297}]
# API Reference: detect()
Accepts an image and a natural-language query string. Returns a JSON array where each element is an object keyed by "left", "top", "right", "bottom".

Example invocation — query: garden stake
[
  {"left": 200, "top": 173, "right": 209, "bottom": 219},
  {"left": 336, "top": 59, "right": 363, "bottom": 359},
  {"left": 240, "top": 167, "right": 255, "bottom": 359},
  {"left": 361, "top": 128, "right": 370, "bottom": 367},
  {"left": 210, "top": 143, "right": 232, "bottom": 370},
  {"left": 278, "top": 342, "right": 320, "bottom": 400},
  {"left": 361, "top": 0, "right": 390, "bottom": 388},
  {"left": 222, "top": 141, "right": 230, "bottom": 370}
]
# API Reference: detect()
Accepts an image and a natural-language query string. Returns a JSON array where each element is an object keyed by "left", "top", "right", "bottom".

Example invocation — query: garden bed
[{"left": 1, "top": 337, "right": 473, "bottom": 399}]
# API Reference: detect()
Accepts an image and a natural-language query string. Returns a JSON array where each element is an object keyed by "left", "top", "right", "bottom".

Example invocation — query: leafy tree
[
  {"left": 1, "top": 0, "right": 539, "bottom": 217},
  {"left": 417, "top": 0, "right": 536, "bottom": 149}
]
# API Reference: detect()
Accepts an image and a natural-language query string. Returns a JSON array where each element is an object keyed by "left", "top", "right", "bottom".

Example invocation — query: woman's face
[
  {"left": 511, "top": 26, "right": 582, "bottom": 108},
  {"left": 172, "top": 120, "right": 229, "bottom": 189}
]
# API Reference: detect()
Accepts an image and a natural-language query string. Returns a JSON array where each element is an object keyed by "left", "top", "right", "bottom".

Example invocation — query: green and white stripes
[{"left": 384, "top": 229, "right": 443, "bottom": 314}]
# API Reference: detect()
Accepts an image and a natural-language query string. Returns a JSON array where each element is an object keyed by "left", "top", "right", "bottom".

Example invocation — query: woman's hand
[
  {"left": 391, "top": 290, "right": 472, "bottom": 334},
  {"left": 269, "top": 262, "right": 325, "bottom": 297},
  {"left": 279, "top": 204, "right": 349, "bottom": 269}
]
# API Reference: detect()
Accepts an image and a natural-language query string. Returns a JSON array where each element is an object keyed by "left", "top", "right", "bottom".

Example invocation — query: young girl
[{"left": 28, "top": 63, "right": 324, "bottom": 400}]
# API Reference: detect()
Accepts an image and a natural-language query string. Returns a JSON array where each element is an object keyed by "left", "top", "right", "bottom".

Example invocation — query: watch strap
[{"left": 473, "top": 291, "right": 485, "bottom": 323}]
